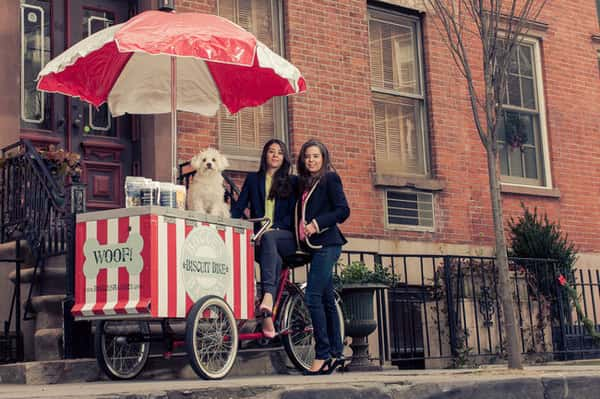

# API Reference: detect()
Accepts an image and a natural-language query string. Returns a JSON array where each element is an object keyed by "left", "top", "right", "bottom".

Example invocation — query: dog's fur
[{"left": 186, "top": 148, "right": 230, "bottom": 218}]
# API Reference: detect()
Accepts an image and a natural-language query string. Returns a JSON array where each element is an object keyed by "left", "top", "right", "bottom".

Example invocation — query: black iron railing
[
  {"left": 332, "top": 253, "right": 600, "bottom": 368},
  {"left": 0, "top": 139, "right": 84, "bottom": 363}
]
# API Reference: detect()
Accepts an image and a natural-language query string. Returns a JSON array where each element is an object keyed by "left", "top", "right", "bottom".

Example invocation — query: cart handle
[{"left": 247, "top": 217, "right": 272, "bottom": 243}]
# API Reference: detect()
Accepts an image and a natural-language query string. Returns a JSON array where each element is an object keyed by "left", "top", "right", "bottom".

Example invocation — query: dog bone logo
[{"left": 83, "top": 233, "right": 144, "bottom": 279}]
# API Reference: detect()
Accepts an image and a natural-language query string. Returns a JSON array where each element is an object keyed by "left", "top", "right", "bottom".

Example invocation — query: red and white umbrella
[{"left": 37, "top": 10, "right": 306, "bottom": 181}]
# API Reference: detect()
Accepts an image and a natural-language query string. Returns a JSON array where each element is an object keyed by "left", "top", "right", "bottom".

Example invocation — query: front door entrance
[{"left": 20, "top": 0, "right": 139, "bottom": 210}]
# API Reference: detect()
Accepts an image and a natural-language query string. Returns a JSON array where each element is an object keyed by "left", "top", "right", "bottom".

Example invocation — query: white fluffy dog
[{"left": 186, "top": 148, "right": 230, "bottom": 218}]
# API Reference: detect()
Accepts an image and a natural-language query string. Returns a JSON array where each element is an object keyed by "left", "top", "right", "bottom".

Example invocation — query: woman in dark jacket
[
  {"left": 231, "top": 139, "right": 297, "bottom": 338},
  {"left": 295, "top": 139, "right": 350, "bottom": 375}
]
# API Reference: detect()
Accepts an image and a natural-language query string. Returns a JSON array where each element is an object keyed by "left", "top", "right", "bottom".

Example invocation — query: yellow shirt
[{"left": 265, "top": 174, "right": 275, "bottom": 226}]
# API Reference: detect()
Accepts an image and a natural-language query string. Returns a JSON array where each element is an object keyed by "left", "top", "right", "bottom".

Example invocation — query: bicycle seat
[{"left": 282, "top": 250, "right": 312, "bottom": 268}]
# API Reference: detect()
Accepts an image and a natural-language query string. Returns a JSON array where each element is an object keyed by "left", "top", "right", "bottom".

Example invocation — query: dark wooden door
[
  {"left": 21, "top": 0, "right": 139, "bottom": 210},
  {"left": 68, "top": 0, "right": 139, "bottom": 210}
]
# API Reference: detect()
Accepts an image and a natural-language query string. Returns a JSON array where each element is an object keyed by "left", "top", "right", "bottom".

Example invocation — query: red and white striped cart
[{"left": 73, "top": 206, "right": 322, "bottom": 380}]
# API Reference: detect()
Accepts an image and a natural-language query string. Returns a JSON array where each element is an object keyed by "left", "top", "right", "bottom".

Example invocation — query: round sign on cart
[{"left": 180, "top": 225, "right": 231, "bottom": 301}]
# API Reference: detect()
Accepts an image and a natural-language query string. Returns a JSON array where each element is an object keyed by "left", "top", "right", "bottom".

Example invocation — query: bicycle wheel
[
  {"left": 281, "top": 292, "right": 345, "bottom": 372},
  {"left": 94, "top": 320, "right": 150, "bottom": 380},
  {"left": 185, "top": 296, "right": 238, "bottom": 380}
]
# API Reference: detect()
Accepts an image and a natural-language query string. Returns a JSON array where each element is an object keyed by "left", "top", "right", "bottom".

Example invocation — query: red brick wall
[{"left": 176, "top": 1, "right": 600, "bottom": 253}]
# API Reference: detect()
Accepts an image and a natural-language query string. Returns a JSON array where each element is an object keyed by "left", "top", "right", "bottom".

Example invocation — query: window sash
[
  {"left": 217, "top": 0, "right": 285, "bottom": 158},
  {"left": 499, "top": 41, "right": 548, "bottom": 186},
  {"left": 368, "top": 7, "right": 429, "bottom": 177},
  {"left": 373, "top": 93, "right": 426, "bottom": 175},
  {"left": 498, "top": 110, "right": 543, "bottom": 185},
  {"left": 369, "top": 16, "right": 421, "bottom": 96}
]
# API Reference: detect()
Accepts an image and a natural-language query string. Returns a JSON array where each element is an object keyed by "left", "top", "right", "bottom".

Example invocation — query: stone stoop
[
  {"left": 0, "top": 349, "right": 291, "bottom": 384},
  {"left": 6, "top": 252, "right": 68, "bottom": 362}
]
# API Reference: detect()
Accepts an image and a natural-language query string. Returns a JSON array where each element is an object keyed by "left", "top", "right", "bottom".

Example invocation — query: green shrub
[
  {"left": 508, "top": 204, "right": 577, "bottom": 299},
  {"left": 335, "top": 261, "right": 395, "bottom": 286}
]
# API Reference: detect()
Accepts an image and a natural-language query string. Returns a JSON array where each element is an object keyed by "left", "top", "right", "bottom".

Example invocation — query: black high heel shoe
[
  {"left": 331, "top": 356, "right": 348, "bottom": 373},
  {"left": 303, "top": 358, "right": 333, "bottom": 376}
]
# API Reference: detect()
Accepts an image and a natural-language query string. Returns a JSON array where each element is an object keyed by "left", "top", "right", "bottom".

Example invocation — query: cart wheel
[
  {"left": 185, "top": 296, "right": 238, "bottom": 380},
  {"left": 281, "top": 293, "right": 345, "bottom": 372},
  {"left": 94, "top": 320, "right": 150, "bottom": 380}
]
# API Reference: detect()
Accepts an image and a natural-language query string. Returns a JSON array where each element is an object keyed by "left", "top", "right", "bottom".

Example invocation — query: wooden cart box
[{"left": 72, "top": 206, "right": 255, "bottom": 320}]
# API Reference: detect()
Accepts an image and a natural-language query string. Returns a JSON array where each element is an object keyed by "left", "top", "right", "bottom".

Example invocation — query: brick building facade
[
  {"left": 175, "top": 0, "right": 600, "bottom": 265},
  {"left": 1, "top": 0, "right": 599, "bottom": 364}
]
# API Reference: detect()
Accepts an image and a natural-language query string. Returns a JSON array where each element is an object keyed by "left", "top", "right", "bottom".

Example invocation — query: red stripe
[
  {"left": 246, "top": 230, "right": 254, "bottom": 319},
  {"left": 184, "top": 225, "right": 194, "bottom": 315},
  {"left": 167, "top": 222, "right": 177, "bottom": 317},
  {"left": 115, "top": 217, "right": 130, "bottom": 314},
  {"left": 73, "top": 222, "right": 86, "bottom": 316},
  {"left": 93, "top": 219, "right": 108, "bottom": 315},
  {"left": 185, "top": 293, "right": 194, "bottom": 315},
  {"left": 148, "top": 215, "right": 159, "bottom": 317},
  {"left": 232, "top": 229, "right": 241, "bottom": 319},
  {"left": 136, "top": 300, "right": 151, "bottom": 313}
]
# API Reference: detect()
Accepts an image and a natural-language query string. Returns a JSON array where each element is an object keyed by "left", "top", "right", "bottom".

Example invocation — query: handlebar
[{"left": 248, "top": 217, "right": 272, "bottom": 243}]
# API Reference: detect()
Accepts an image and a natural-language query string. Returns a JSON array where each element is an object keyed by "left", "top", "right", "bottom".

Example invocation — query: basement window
[{"left": 385, "top": 189, "right": 434, "bottom": 230}]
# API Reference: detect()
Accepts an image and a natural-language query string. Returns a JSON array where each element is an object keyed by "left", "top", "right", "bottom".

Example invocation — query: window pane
[
  {"left": 218, "top": 0, "right": 280, "bottom": 157},
  {"left": 507, "top": 75, "right": 521, "bottom": 107},
  {"left": 499, "top": 144, "right": 509, "bottom": 175},
  {"left": 369, "top": 18, "right": 418, "bottom": 94},
  {"left": 508, "top": 147, "right": 524, "bottom": 178},
  {"left": 519, "top": 45, "right": 533, "bottom": 77},
  {"left": 373, "top": 94, "right": 425, "bottom": 175},
  {"left": 521, "top": 77, "right": 535, "bottom": 109},
  {"left": 82, "top": 9, "right": 116, "bottom": 137},
  {"left": 524, "top": 147, "right": 538, "bottom": 179},
  {"left": 21, "top": 1, "right": 51, "bottom": 130}
]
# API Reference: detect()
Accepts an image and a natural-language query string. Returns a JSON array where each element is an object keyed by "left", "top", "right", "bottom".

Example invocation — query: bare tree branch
[{"left": 424, "top": 0, "right": 548, "bottom": 370}]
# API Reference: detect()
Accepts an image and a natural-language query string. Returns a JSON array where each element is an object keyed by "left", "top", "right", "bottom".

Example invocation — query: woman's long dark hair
[
  {"left": 297, "top": 139, "right": 334, "bottom": 193},
  {"left": 259, "top": 139, "right": 293, "bottom": 199}
]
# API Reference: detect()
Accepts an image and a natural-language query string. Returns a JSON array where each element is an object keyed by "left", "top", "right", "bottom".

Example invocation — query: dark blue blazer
[
  {"left": 231, "top": 171, "right": 297, "bottom": 233},
  {"left": 294, "top": 171, "right": 350, "bottom": 250}
]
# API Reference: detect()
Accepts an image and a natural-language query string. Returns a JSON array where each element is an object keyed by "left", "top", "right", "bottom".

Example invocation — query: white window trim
[
  {"left": 501, "top": 36, "right": 553, "bottom": 189},
  {"left": 368, "top": 6, "right": 431, "bottom": 178},
  {"left": 216, "top": 0, "right": 289, "bottom": 161},
  {"left": 20, "top": 3, "right": 46, "bottom": 125},
  {"left": 384, "top": 188, "right": 435, "bottom": 232}
]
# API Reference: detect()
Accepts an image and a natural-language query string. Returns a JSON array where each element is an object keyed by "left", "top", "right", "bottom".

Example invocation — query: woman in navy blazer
[
  {"left": 231, "top": 139, "right": 297, "bottom": 338},
  {"left": 295, "top": 139, "right": 350, "bottom": 375}
]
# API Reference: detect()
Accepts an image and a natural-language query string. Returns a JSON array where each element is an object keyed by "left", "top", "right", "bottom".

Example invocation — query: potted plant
[
  {"left": 336, "top": 261, "right": 394, "bottom": 371},
  {"left": 39, "top": 145, "right": 82, "bottom": 183}
]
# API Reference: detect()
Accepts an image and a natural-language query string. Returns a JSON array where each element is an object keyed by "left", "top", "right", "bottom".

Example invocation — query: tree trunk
[{"left": 485, "top": 146, "right": 523, "bottom": 369}]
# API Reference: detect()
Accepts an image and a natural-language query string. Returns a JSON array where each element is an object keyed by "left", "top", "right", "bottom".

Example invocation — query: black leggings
[{"left": 256, "top": 229, "right": 297, "bottom": 297}]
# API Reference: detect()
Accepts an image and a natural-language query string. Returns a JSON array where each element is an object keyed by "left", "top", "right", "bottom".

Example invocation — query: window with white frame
[
  {"left": 20, "top": 0, "right": 51, "bottom": 130},
  {"left": 498, "top": 40, "right": 549, "bottom": 186},
  {"left": 385, "top": 189, "right": 434, "bottom": 229},
  {"left": 217, "top": 0, "right": 286, "bottom": 159},
  {"left": 368, "top": 8, "right": 429, "bottom": 176}
]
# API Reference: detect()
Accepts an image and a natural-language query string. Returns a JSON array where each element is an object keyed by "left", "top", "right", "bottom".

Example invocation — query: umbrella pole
[{"left": 170, "top": 56, "right": 177, "bottom": 184}]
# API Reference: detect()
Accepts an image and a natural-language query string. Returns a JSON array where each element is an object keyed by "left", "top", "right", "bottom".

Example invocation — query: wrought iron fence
[
  {"left": 0, "top": 139, "right": 85, "bottom": 363},
  {"left": 333, "top": 253, "right": 600, "bottom": 368}
]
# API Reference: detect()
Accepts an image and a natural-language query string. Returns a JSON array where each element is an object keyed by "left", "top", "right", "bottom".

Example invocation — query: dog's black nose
[{"left": 206, "top": 162, "right": 212, "bottom": 169}]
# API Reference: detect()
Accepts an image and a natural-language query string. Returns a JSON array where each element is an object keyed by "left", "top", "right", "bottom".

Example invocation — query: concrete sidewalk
[{"left": 1, "top": 365, "right": 599, "bottom": 399}]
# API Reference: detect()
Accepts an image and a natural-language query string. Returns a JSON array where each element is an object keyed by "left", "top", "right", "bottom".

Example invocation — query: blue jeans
[
  {"left": 256, "top": 229, "right": 296, "bottom": 297},
  {"left": 305, "top": 245, "right": 343, "bottom": 360}
]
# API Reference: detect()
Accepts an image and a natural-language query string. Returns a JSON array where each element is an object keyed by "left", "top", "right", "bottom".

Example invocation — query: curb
[{"left": 11, "top": 375, "right": 600, "bottom": 399}]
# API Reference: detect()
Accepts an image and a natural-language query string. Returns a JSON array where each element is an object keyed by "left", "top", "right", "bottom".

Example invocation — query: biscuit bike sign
[{"left": 180, "top": 225, "right": 231, "bottom": 301}]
